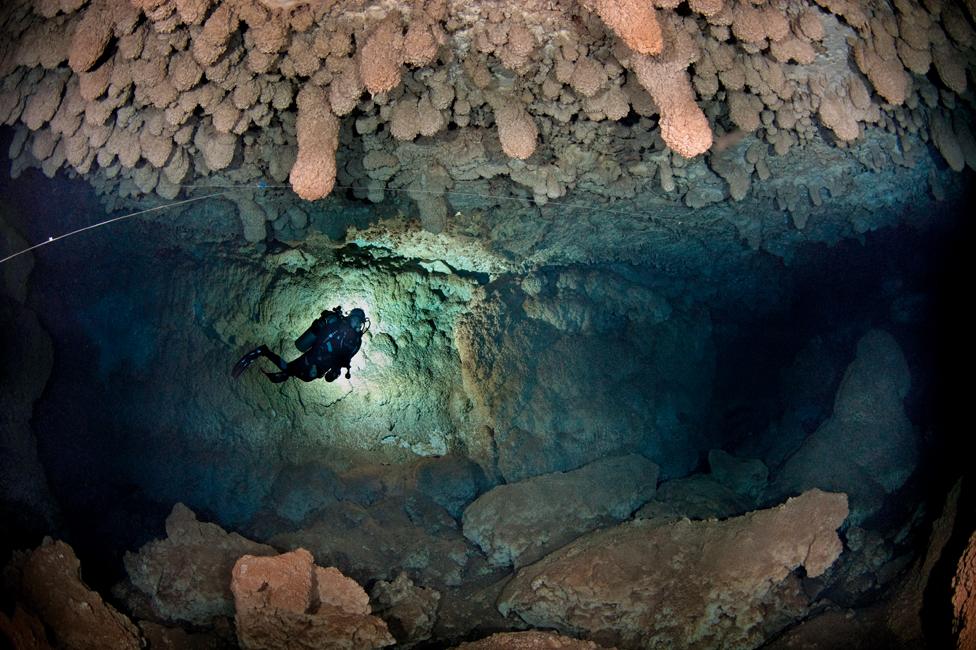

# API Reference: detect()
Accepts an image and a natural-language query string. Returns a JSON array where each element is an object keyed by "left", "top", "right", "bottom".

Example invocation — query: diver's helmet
[{"left": 348, "top": 308, "right": 366, "bottom": 331}]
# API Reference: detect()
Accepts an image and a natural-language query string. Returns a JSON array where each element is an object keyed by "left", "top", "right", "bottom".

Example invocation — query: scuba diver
[{"left": 232, "top": 307, "right": 369, "bottom": 383}]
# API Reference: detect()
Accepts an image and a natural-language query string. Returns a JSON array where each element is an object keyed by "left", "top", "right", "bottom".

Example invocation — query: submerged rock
[
  {"left": 708, "top": 449, "right": 768, "bottom": 501},
  {"left": 0, "top": 296, "right": 58, "bottom": 538},
  {"left": 0, "top": 606, "right": 53, "bottom": 650},
  {"left": 16, "top": 540, "right": 141, "bottom": 650},
  {"left": 462, "top": 454, "right": 659, "bottom": 567},
  {"left": 634, "top": 473, "right": 753, "bottom": 522},
  {"left": 231, "top": 548, "right": 393, "bottom": 650},
  {"left": 456, "top": 278, "right": 714, "bottom": 482},
  {"left": 119, "top": 503, "right": 276, "bottom": 626},
  {"left": 434, "top": 574, "right": 526, "bottom": 643},
  {"left": 454, "top": 630, "right": 607, "bottom": 648},
  {"left": 268, "top": 495, "right": 480, "bottom": 588},
  {"left": 498, "top": 489, "right": 849, "bottom": 649},
  {"left": 370, "top": 573, "right": 441, "bottom": 647},
  {"left": 769, "top": 330, "right": 916, "bottom": 523},
  {"left": 763, "top": 606, "right": 896, "bottom": 650},
  {"left": 635, "top": 451, "right": 767, "bottom": 522},
  {"left": 138, "top": 620, "right": 236, "bottom": 649},
  {"left": 953, "top": 529, "right": 976, "bottom": 650}
]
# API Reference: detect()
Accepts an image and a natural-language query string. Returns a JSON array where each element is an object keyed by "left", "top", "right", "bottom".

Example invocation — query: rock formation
[
  {"left": 635, "top": 449, "right": 768, "bottom": 522},
  {"left": 462, "top": 454, "right": 659, "bottom": 567},
  {"left": 455, "top": 271, "right": 714, "bottom": 482},
  {"left": 230, "top": 548, "right": 394, "bottom": 649},
  {"left": 118, "top": 502, "right": 276, "bottom": 625},
  {"left": 454, "top": 630, "right": 607, "bottom": 649},
  {"left": 370, "top": 572, "right": 441, "bottom": 646},
  {"left": 0, "top": 288, "right": 58, "bottom": 540},
  {"left": 499, "top": 489, "right": 849, "bottom": 649},
  {"left": 953, "top": 529, "right": 976, "bottom": 649},
  {"left": 11, "top": 540, "right": 142, "bottom": 650},
  {"left": 768, "top": 330, "right": 916, "bottom": 523},
  {"left": 0, "top": 0, "right": 972, "bottom": 242}
]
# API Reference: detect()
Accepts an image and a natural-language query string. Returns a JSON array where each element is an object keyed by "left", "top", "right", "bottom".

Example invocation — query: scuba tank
[
  {"left": 295, "top": 308, "right": 342, "bottom": 352},
  {"left": 295, "top": 327, "right": 317, "bottom": 352}
]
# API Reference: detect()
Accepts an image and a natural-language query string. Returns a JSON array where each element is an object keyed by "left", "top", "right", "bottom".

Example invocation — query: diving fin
[
  {"left": 233, "top": 351, "right": 257, "bottom": 378},
  {"left": 263, "top": 371, "right": 290, "bottom": 383},
  {"left": 232, "top": 346, "right": 267, "bottom": 378}
]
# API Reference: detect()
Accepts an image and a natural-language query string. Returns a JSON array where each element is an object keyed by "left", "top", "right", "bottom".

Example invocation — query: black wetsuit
[{"left": 233, "top": 309, "right": 364, "bottom": 383}]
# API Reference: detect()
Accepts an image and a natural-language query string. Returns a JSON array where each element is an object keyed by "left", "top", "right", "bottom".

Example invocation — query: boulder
[
  {"left": 0, "top": 606, "right": 53, "bottom": 650},
  {"left": 499, "top": 490, "right": 849, "bottom": 649},
  {"left": 231, "top": 548, "right": 393, "bottom": 650},
  {"left": 370, "top": 573, "right": 441, "bottom": 646},
  {"left": 409, "top": 455, "right": 489, "bottom": 520},
  {"left": 269, "top": 495, "right": 480, "bottom": 588},
  {"left": 708, "top": 449, "right": 768, "bottom": 501},
  {"left": 953, "top": 529, "right": 976, "bottom": 650},
  {"left": 18, "top": 540, "right": 141, "bottom": 650},
  {"left": 634, "top": 473, "right": 753, "bottom": 522},
  {"left": 264, "top": 462, "right": 341, "bottom": 524},
  {"left": 434, "top": 574, "right": 525, "bottom": 642},
  {"left": 120, "top": 503, "right": 276, "bottom": 625},
  {"left": 769, "top": 330, "right": 916, "bottom": 523},
  {"left": 137, "top": 620, "right": 235, "bottom": 649},
  {"left": 454, "top": 630, "right": 607, "bottom": 648},
  {"left": 463, "top": 454, "right": 659, "bottom": 567},
  {"left": 762, "top": 606, "right": 894, "bottom": 649}
]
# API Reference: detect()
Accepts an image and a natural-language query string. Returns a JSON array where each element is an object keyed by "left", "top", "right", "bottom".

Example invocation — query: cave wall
[{"left": 23, "top": 230, "right": 719, "bottom": 525}]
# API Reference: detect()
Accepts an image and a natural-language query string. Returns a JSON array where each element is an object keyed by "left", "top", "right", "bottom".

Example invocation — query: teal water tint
[{"left": 1, "top": 152, "right": 973, "bottom": 596}]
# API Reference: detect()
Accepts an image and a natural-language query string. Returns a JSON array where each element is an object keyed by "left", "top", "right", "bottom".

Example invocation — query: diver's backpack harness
[{"left": 295, "top": 307, "right": 369, "bottom": 380}]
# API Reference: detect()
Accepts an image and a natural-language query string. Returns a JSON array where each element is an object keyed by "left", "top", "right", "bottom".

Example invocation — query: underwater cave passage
[{"left": 1, "top": 0, "right": 976, "bottom": 648}]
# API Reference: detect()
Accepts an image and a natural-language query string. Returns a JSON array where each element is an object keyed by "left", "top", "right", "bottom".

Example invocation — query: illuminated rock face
[
  {"left": 120, "top": 503, "right": 277, "bottom": 626},
  {"left": 498, "top": 489, "right": 850, "bottom": 650},
  {"left": 462, "top": 454, "right": 660, "bottom": 568},
  {"left": 14, "top": 540, "right": 142, "bottom": 650},
  {"left": 230, "top": 548, "right": 394, "bottom": 650},
  {"left": 456, "top": 268, "right": 715, "bottom": 482}
]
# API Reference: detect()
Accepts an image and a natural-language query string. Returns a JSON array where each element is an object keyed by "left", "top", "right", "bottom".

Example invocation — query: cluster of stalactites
[{"left": 0, "top": 0, "right": 974, "bottom": 213}]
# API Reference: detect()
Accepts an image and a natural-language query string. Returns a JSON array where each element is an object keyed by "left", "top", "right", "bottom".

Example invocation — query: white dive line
[
  {"left": 0, "top": 191, "right": 233, "bottom": 265},
  {"left": 1, "top": 180, "right": 672, "bottom": 266}
]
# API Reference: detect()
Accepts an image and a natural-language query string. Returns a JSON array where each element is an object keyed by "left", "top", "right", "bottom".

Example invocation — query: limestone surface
[
  {"left": 634, "top": 472, "right": 754, "bottom": 522},
  {"left": 0, "top": 292, "right": 58, "bottom": 537},
  {"left": 454, "top": 630, "right": 607, "bottom": 649},
  {"left": 498, "top": 489, "right": 849, "bottom": 649},
  {"left": 769, "top": 330, "right": 916, "bottom": 523},
  {"left": 120, "top": 502, "right": 276, "bottom": 625},
  {"left": 0, "top": 0, "right": 972, "bottom": 243},
  {"left": 18, "top": 540, "right": 141, "bottom": 650},
  {"left": 370, "top": 573, "right": 441, "bottom": 646},
  {"left": 0, "top": 606, "right": 53, "bottom": 650},
  {"left": 231, "top": 548, "right": 394, "bottom": 650},
  {"left": 462, "top": 454, "right": 659, "bottom": 568},
  {"left": 953, "top": 530, "right": 976, "bottom": 650},
  {"left": 455, "top": 271, "right": 714, "bottom": 483}
]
